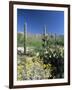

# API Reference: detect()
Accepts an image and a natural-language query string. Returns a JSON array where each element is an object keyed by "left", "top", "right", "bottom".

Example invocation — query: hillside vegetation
[{"left": 17, "top": 32, "right": 64, "bottom": 80}]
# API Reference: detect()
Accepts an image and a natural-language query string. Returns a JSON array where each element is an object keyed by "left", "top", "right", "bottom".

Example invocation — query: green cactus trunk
[
  {"left": 42, "top": 25, "right": 47, "bottom": 48},
  {"left": 55, "top": 33, "right": 56, "bottom": 49},
  {"left": 24, "top": 22, "right": 27, "bottom": 54}
]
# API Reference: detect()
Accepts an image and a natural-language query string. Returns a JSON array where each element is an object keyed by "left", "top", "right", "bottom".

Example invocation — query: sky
[{"left": 17, "top": 9, "right": 64, "bottom": 35}]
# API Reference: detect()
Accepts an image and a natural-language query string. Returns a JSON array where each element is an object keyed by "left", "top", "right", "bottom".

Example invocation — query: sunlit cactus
[
  {"left": 42, "top": 25, "right": 48, "bottom": 48},
  {"left": 24, "top": 22, "right": 27, "bottom": 54}
]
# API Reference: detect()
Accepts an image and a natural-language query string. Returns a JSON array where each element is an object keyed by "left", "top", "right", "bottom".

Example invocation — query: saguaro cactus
[
  {"left": 24, "top": 22, "right": 27, "bottom": 54},
  {"left": 42, "top": 25, "right": 48, "bottom": 48},
  {"left": 55, "top": 33, "right": 57, "bottom": 48}
]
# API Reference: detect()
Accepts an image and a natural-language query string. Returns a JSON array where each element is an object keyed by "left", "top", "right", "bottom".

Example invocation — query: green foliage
[
  {"left": 17, "top": 32, "right": 64, "bottom": 80},
  {"left": 17, "top": 32, "right": 64, "bottom": 47},
  {"left": 17, "top": 55, "right": 56, "bottom": 80},
  {"left": 17, "top": 46, "right": 64, "bottom": 80},
  {"left": 17, "top": 33, "right": 24, "bottom": 47},
  {"left": 39, "top": 47, "right": 64, "bottom": 78}
]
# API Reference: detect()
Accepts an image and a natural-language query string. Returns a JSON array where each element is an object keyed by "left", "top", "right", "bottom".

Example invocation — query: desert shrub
[
  {"left": 39, "top": 47, "right": 64, "bottom": 78},
  {"left": 17, "top": 55, "right": 57, "bottom": 80},
  {"left": 17, "top": 46, "right": 64, "bottom": 80}
]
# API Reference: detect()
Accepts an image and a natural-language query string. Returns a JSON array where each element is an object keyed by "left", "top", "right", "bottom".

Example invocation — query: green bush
[{"left": 39, "top": 47, "right": 64, "bottom": 78}]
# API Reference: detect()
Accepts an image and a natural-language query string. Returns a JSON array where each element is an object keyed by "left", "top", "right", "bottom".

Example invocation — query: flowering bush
[
  {"left": 17, "top": 46, "right": 64, "bottom": 80},
  {"left": 39, "top": 46, "right": 64, "bottom": 78}
]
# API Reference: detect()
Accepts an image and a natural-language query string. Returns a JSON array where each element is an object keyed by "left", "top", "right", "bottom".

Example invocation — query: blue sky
[{"left": 17, "top": 9, "right": 64, "bottom": 35}]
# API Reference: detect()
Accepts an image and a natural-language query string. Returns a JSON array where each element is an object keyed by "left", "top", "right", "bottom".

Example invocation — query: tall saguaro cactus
[
  {"left": 55, "top": 33, "right": 57, "bottom": 49},
  {"left": 24, "top": 22, "right": 27, "bottom": 54},
  {"left": 42, "top": 25, "right": 48, "bottom": 48}
]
